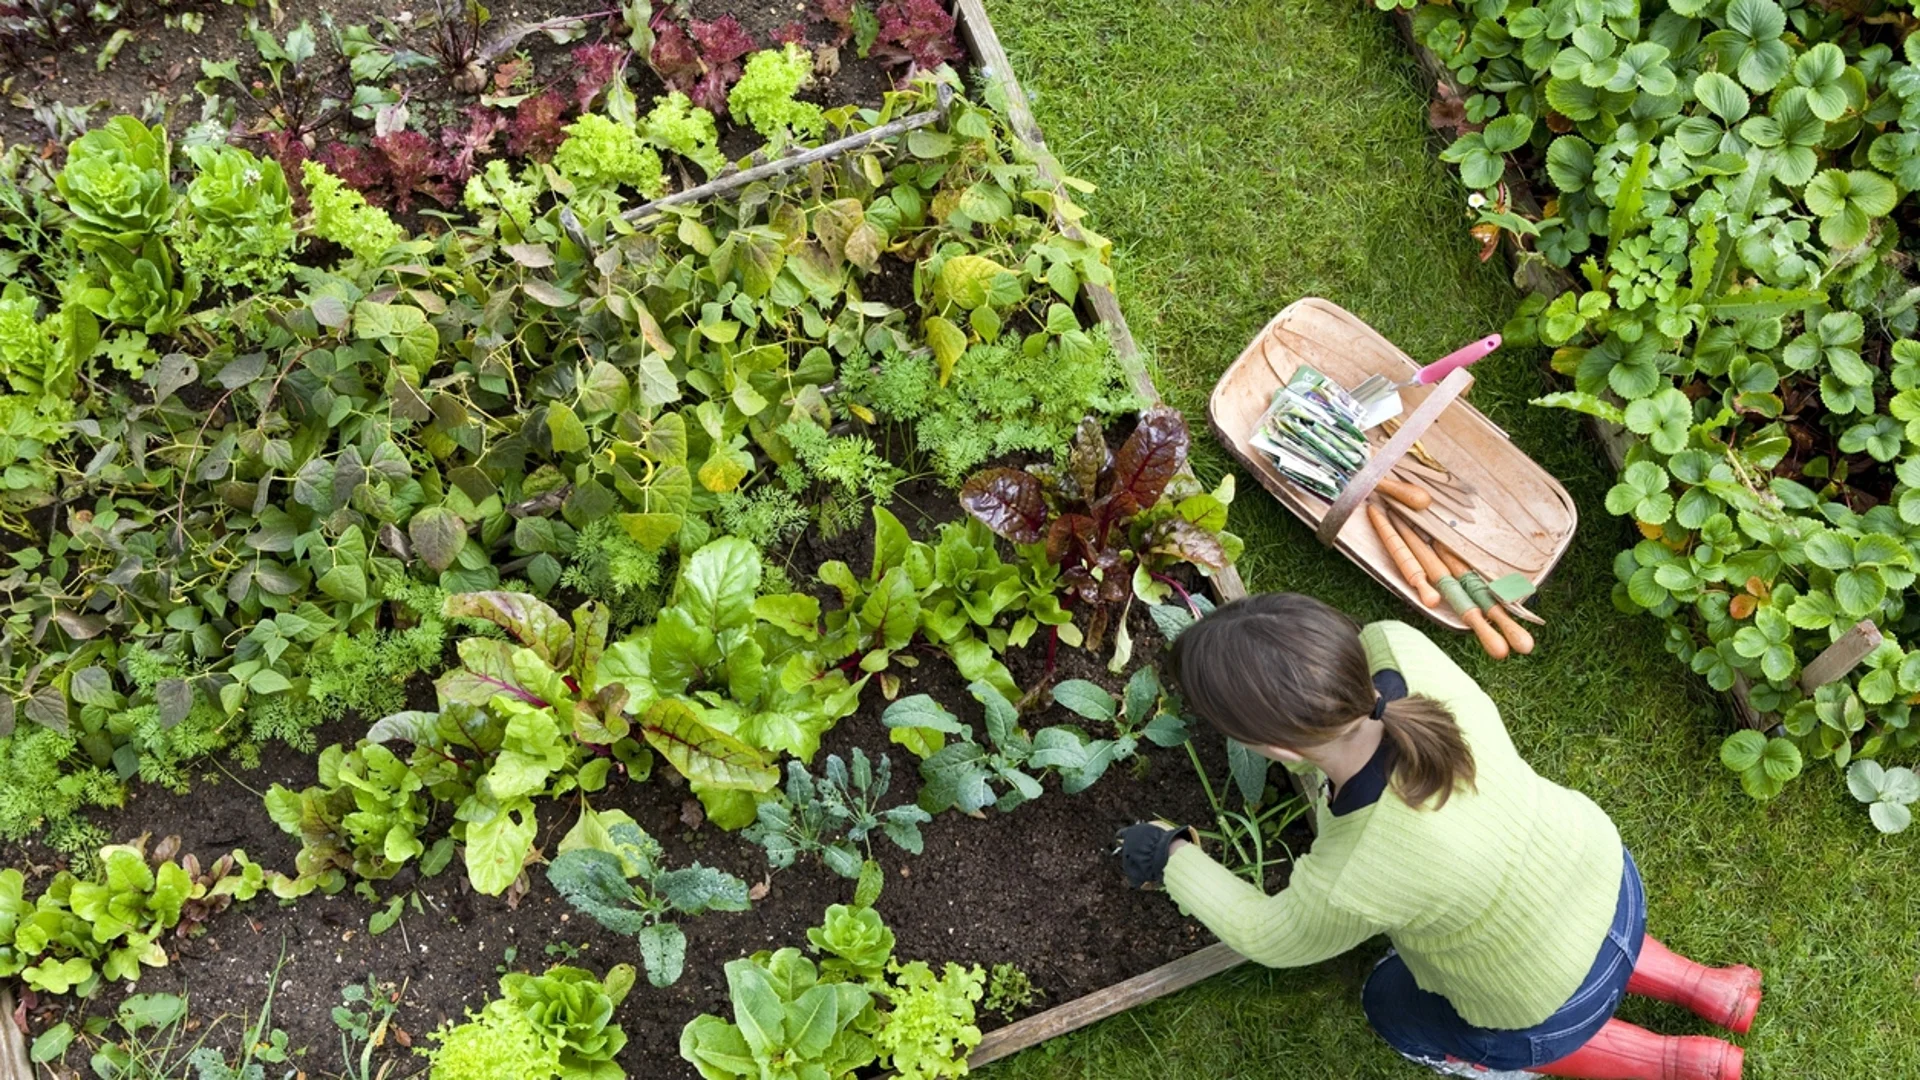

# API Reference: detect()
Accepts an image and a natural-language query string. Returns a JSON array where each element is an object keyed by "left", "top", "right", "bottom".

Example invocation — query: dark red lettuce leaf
[
  {"left": 771, "top": 20, "right": 808, "bottom": 45},
  {"left": 871, "top": 0, "right": 961, "bottom": 72},
  {"left": 960, "top": 468, "right": 1049, "bottom": 544},
  {"left": 442, "top": 106, "right": 505, "bottom": 185},
  {"left": 649, "top": 15, "right": 704, "bottom": 93},
  {"left": 571, "top": 43, "right": 630, "bottom": 111},
  {"left": 373, "top": 130, "right": 448, "bottom": 212},
  {"left": 317, "top": 142, "right": 389, "bottom": 195},
  {"left": 508, "top": 91, "right": 570, "bottom": 160},
  {"left": 689, "top": 16, "right": 755, "bottom": 66}
]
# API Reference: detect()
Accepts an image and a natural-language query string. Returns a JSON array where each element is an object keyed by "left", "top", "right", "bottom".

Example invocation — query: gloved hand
[{"left": 1115, "top": 821, "right": 1197, "bottom": 889}]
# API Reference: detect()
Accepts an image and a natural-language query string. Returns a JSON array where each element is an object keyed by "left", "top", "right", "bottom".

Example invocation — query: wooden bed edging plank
[{"left": 1382, "top": 9, "right": 1873, "bottom": 728}]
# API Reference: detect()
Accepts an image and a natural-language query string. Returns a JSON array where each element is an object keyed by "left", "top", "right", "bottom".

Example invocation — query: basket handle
[{"left": 1314, "top": 367, "right": 1474, "bottom": 546}]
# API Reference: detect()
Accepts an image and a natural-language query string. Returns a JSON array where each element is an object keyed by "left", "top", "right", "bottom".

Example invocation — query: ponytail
[{"left": 1378, "top": 694, "right": 1476, "bottom": 809}]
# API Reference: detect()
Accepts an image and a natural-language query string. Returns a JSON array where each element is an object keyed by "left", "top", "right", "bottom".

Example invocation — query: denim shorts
[{"left": 1361, "top": 848, "right": 1646, "bottom": 1071}]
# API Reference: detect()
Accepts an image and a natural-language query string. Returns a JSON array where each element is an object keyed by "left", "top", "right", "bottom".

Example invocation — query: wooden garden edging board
[{"left": 1383, "top": 9, "right": 1877, "bottom": 734}]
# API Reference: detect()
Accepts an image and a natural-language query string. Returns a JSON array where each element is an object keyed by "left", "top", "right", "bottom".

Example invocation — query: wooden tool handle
[
  {"left": 1369, "top": 502, "right": 1439, "bottom": 607},
  {"left": 1375, "top": 476, "right": 1433, "bottom": 512},
  {"left": 1484, "top": 602, "right": 1535, "bottom": 655},
  {"left": 1461, "top": 606, "right": 1510, "bottom": 659},
  {"left": 1391, "top": 511, "right": 1449, "bottom": 584},
  {"left": 1435, "top": 543, "right": 1533, "bottom": 655}
]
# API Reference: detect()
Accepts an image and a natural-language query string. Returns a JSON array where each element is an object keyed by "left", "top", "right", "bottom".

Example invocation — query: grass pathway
[{"left": 975, "top": 1, "right": 1920, "bottom": 1076}]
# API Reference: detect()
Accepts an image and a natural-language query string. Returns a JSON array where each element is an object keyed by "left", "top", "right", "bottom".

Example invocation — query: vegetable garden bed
[{"left": 0, "top": 0, "right": 1290, "bottom": 1075}]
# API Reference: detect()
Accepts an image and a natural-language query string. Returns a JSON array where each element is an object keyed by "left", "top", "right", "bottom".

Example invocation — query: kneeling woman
[{"left": 1118, "top": 594, "right": 1761, "bottom": 1080}]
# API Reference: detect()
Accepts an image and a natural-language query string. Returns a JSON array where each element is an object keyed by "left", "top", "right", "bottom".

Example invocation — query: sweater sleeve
[{"left": 1161, "top": 844, "right": 1384, "bottom": 967}]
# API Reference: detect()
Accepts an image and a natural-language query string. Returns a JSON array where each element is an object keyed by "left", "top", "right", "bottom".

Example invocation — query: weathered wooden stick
[
  {"left": 0, "top": 987, "right": 34, "bottom": 1080},
  {"left": 1801, "top": 620, "right": 1883, "bottom": 693},
  {"left": 620, "top": 86, "right": 953, "bottom": 222},
  {"left": 965, "top": 942, "right": 1249, "bottom": 1069}
]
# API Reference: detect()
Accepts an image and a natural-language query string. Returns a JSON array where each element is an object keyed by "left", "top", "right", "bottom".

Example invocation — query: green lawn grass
[{"left": 974, "top": 1, "right": 1920, "bottom": 1076}]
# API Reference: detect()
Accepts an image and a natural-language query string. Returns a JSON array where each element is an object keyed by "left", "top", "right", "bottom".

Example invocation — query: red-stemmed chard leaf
[
  {"left": 1104, "top": 405, "right": 1188, "bottom": 519},
  {"left": 961, "top": 467, "right": 1049, "bottom": 543}
]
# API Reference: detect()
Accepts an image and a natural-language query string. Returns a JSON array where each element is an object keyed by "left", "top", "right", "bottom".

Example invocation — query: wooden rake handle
[{"left": 1316, "top": 367, "right": 1474, "bottom": 546}]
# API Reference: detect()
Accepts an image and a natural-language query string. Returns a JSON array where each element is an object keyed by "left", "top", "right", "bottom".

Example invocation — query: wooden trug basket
[{"left": 1208, "top": 298, "right": 1578, "bottom": 630}]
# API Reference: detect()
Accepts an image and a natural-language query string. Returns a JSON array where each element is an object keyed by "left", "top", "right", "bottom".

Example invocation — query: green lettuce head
[
  {"left": 75, "top": 238, "right": 198, "bottom": 336},
  {"left": 55, "top": 116, "right": 176, "bottom": 248},
  {"left": 500, "top": 963, "right": 634, "bottom": 1074},
  {"left": 181, "top": 144, "right": 296, "bottom": 291}
]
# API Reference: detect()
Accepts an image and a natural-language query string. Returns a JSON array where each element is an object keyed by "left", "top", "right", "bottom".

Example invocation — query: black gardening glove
[{"left": 1115, "top": 821, "right": 1197, "bottom": 889}]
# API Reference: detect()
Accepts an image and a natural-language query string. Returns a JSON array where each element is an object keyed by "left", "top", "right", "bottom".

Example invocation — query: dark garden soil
[
  {"left": 10, "top": 585, "right": 1290, "bottom": 1077},
  {"left": 1, "top": 0, "right": 919, "bottom": 159}
]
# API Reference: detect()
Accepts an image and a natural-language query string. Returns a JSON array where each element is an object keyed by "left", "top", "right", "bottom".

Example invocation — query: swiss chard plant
[{"left": 961, "top": 408, "right": 1241, "bottom": 656}]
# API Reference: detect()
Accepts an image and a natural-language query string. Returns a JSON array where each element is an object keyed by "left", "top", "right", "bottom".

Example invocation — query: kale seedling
[
  {"left": 746, "top": 748, "right": 930, "bottom": 878},
  {"left": 546, "top": 809, "right": 751, "bottom": 986}
]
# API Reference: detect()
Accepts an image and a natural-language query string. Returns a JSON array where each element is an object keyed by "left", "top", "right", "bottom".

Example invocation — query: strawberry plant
[{"left": 1409, "top": 0, "right": 1920, "bottom": 814}]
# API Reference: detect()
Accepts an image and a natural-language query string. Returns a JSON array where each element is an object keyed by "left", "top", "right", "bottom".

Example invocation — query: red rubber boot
[
  {"left": 1535, "top": 1018, "right": 1743, "bottom": 1080},
  {"left": 1626, "top": 936, "right": 1764, "bottom": 1035}
]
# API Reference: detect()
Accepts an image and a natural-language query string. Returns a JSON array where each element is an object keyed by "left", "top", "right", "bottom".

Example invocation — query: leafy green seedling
[
  {"left": 1847, "top": 760, "right": 1920, "bottom": 833},
  {"left": 546, "top": 809, "right": 750, "bottom": 986}
]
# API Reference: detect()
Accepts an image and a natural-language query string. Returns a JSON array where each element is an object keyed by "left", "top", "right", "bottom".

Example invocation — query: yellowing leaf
[{"left": 925, "top": 315, "right": 967, "bottom": 386}]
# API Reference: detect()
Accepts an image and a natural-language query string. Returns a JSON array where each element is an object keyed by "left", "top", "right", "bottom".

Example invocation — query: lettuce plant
[
  {"left": 547, "top": 808, "right": 750, "bottom": 986},
  {"left": 424, "top": 963, "right": 634, "bottom": 1080},
  {"left": 643, "top": 91, "right": 728, "bottom": 178},
  {"left": 553, "top": 113, "right": 666, "bottom": 198},
  {"left": 806, "top": 902, "right": 896, "bottom": 981},
  {"left": 727, "top": 45, "right": 826, "bottom": 145},
  {"left": 264, "top": 742, "right": 430, "bottom": 888},
  {"left": 876, "top": 960, "right": 985, "bottom": 1080},
  {"left": 0, "top": 839, "right": 267, "bottom": 996},
  {"left": 680, "top": 947, "right": 880, "bottom": 1080},
  {"left": 73, "top": 238, "right": 196, "bottom": 336},
  {"left": 55, "top": 116, "right": 174, "bottom": 249},
  {"left": 180, "top": 145, "right": 296, "bottom": 292},
  {"left": 301, "top": 160, "right": 406, "bottom": 264}
]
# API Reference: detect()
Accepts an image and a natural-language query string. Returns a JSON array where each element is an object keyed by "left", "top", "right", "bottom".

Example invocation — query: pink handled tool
[{"left": 1352, "top": 334, "right": 1502, "bottom": 427}]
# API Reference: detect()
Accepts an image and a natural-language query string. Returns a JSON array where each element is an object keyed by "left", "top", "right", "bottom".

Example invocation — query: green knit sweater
[{"left": 1164, "top": 620, "right": 1624, "bottom": 1029}]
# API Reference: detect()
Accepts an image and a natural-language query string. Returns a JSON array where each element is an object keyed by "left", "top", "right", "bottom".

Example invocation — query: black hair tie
[{"left": 1370, "top": 696, "right": 1387, "bottom": 720}]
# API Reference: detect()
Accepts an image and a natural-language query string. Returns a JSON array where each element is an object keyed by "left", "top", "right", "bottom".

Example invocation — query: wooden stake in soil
[
  {"left": 1801, "top": 620, "right": 1883, "bottom": 693},
  {"left": 620, "top": 87, "right": 954, "bottom": 223}
]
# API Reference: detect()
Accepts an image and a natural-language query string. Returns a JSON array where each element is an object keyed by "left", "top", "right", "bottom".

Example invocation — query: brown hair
[{"left": 1169, "top": 593, "right": 1475, "bottom": 809}]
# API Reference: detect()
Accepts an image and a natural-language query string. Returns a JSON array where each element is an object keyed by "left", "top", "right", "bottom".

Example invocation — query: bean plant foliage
[
  {"left": 1409, "top": 0, "right": 1920, "bottom": 805},
  {"left": 0, "top": 39, "right": 1242, "bottom": 1004}
]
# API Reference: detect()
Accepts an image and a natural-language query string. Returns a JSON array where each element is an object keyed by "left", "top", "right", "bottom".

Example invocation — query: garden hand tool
[
  {"left": 1354, "top": 334, "right": 1503, "bottom": 429},
  {"left": 1435, "top": 542, "right": 1534, "bottom": 655},
  {"left": 1368, "top": 500, "right": 1440, "bottom": 608},
  {"left": 1391, "top": 515, "right": 1508, "bottom": 659}
]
